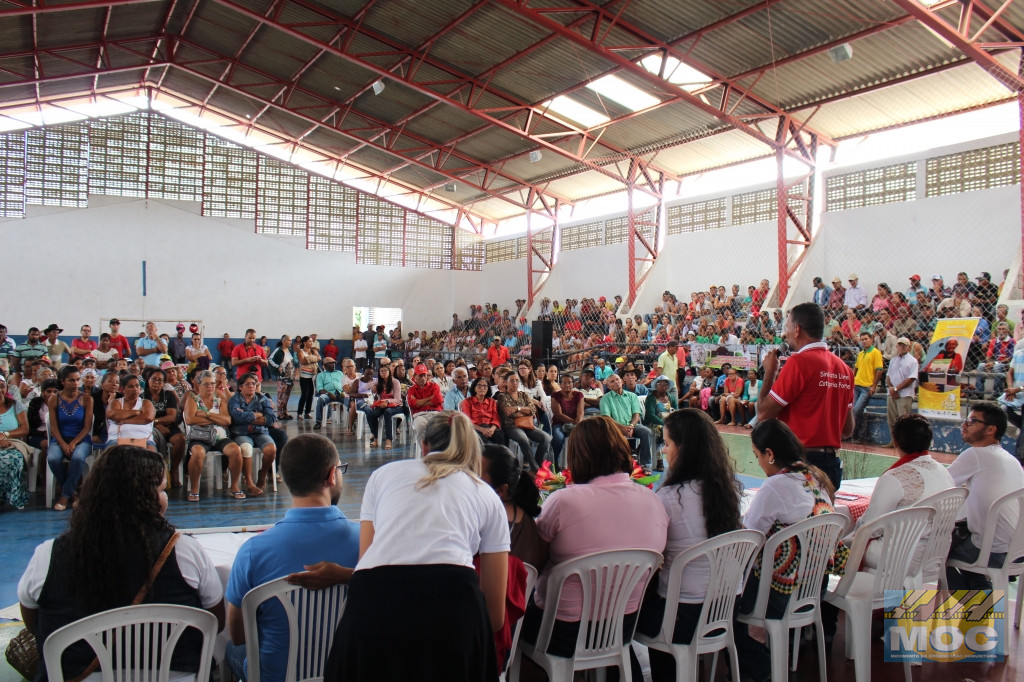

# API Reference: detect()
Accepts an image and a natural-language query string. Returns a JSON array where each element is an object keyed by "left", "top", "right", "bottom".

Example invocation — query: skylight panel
[
  {"left": 0, "top": 115, "right": 31, "bottom": 132},
  {"left": 639, "top": 55, "right": 713, "bottom": 92},
  {"left": 542, "top": 95, "right": 610, "bottom": 128},
  {"left": 586, "top": 74, "right": 660, "bottom": 112}
]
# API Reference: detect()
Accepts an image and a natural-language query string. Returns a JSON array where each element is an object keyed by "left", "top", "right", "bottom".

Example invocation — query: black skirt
[{"left": 324, "top": 564, "right": 498, "bottom": 682}]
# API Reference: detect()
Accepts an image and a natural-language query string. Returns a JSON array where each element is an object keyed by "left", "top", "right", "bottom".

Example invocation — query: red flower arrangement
[{"left": 534, "top": 459, "right": 659, "bottom": 501}]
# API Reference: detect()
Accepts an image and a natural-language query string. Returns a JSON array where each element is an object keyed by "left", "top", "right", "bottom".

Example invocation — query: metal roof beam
[
  {"left": 169, "top": 56, "right": 563, "bottom": 216},
  {"left": 169, "top": 36, "right": 574, "bottom": 210},
  {"left": 891, "top": 0, "right": 1024, "bottom": 92},
  {"left": 206, "top": 0, "right": 667, "bottom": 198},
  {"left": 0, "top": 0, "right": 161, "bottom": 17},
  {"left": 495, "top": 0, "right": 833, "bottom": 165}
]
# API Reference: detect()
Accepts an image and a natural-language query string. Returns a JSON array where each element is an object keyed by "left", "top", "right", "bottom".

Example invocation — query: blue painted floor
[{"left": 0, "top": 414, "right": 418, "bottom": 611}]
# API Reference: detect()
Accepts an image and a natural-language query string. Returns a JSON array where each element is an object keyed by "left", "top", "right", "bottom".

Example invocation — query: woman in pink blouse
[{"left": 518, "top": 416, "right": 668, "bottom": 662}]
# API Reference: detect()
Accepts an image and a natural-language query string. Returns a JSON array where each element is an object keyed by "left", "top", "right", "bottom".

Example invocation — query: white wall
[
  {"left": 4, "top": 195, "right": 460, "bottom": 338},
  {"left": 6, "top": 139, "right": 1021, "bottom": 335}
]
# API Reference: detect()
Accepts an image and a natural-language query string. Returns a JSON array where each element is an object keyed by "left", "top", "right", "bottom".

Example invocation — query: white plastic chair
[
  {"left": 737, "top": 515, "right": 845, "bottom": 682},
  {"left": 945, "top": 487, "right": 1024, "bottom": 631},
  {"left": 509, "top": 548, "right": 663, "bottom": 682},
  {"left": 909, "top": 487, "right": 968, "bottom": 586},
  {"left": 824, "top": 506, "right": 934, "bottom": 682},
  {"left": 502, "top": 562, "right": 538, "bottom": 682},
  {"left": 42, "top": 604, "right": 217, "bottom": 682},
  {"left": 182, "top": 424, "right": 221, "bottom": 492},
  {"left": 26, "top": 445, "right": 40, "bottom": 492},
  {"left": 634, "top": 529, "right": 764, "bottom": 682},
  {"left": 240, "top": 576, "right": 348, "bottom": 682}
]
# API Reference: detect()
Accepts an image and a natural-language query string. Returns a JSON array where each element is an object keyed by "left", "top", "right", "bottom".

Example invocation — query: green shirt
[{"left": 600, "top": 389, "right": 643, "bottom": 425}]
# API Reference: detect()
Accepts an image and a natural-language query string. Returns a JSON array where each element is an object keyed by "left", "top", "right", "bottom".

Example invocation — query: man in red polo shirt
[
  {"left": 231, "top": 328, "right": 269, "bottom": 381},
  {"left": 756, "top": 302, "right": 854, "bottom": 490}
]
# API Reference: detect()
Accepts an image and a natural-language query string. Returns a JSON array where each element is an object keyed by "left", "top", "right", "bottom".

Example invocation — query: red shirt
[
  {"left": 460, "top": 396, "right": 501, "bottom": 427},
  {"left": 71, "top": 338, "right": 97, "bottom": 356},
  {"left": 323, "top": 344, "right": 340, "bottom": 360},
  {"left": 487, "top": 344, "right": 510, "bottom": 367},
  {"left": 108, "top": 333, "right": 132, "bottom": 359},
  {"left": 218, "top": 338, "right": 235, "bottom": 361},
  {"left": 407, "top": 381, "right": 442, "bottom": 415},
  {"left": 768, "top": 342, "right": 854, "bottom": 449},
  {"left": 231, "top": 343, "right": 267, "bottom": 381}
]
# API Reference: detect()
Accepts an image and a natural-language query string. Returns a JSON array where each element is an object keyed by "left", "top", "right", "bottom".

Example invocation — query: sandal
[
  {"left": 171, "top": 480, "right": 183, "bottom": 489},
  {"left": 53, "top": 498, "right": 68, "bottom": 512},
  {"left": 368, "top": 438, "right": 377, "bottom": 447},
  {"left": 187, "top": 492, "right": 200, "bottom": 502},
  {"left": 384, "top": 440, "right": 392, "bottom": 450},
  {"left": 247, "top": 485, "right": 264, "bottom": 497},
  {"left": 231, "top": 490, "right": 246, "bottom": 499}
]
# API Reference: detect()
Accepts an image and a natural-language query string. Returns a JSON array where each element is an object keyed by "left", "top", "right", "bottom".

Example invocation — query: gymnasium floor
[{"left": 1, "top": 410, "right": 1019, "bottom": 681}]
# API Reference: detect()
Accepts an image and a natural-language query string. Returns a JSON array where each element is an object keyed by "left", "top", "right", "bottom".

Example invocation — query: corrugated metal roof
[{"left": 0, "top": 0, "right": 1019, "bottom": 226}]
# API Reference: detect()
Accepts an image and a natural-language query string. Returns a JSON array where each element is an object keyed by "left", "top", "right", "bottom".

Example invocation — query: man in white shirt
[
  {"left": 884, "top": 337, "right": 918, "bottom": 446},
  {"left": 843, "top": 273, "right": 867, "bottom": 312},
  {"left": 945, "top": 402, "right": 1024, "bottom": 590}
]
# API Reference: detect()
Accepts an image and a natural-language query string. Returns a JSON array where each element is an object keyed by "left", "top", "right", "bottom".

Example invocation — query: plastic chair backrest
[
  {"left": 658, "top": 529, "right": 764, "bottom": 647},
  {"left": 966, "top": 487, "right": 1024, "bottom": 573},
  {"left": 505, "top": 562, "right": 539, "bottom": 675},
  {"left": 42, "top": 604, "right": 217, "bottom": 682},
  {"left": 240, "top": 576, "right": 348, "bottom": 682},
  {"left": 833, "top": 507, "right": 933, "bottom": 601},
  {"left": 744, "top": 515, "right": 845, "bottom": 623},
  {"left": 910, "top": 487, "right": 968, "bottom": 583},
  {"left": 535, "top": 549, "right": 662, "bottom": 665}
]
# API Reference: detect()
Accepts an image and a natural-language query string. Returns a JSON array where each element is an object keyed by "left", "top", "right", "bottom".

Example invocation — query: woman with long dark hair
[
  {"left": 18, "top": 446, "right": 224, "bottom": 680},
  {"left": 46, "top": 365, "right": 93, "bottom": 511},
  {"left": 296, "top": 336, "right": 320, "bottom": 419},
  {"left": 480, "top": 444, "right": 547, "bottom": 570},
  {"left": 737, "top": 419, "right": 837, "bottom": 682},
  {"left": 146, "top": 368, "right": 186, "bottom": 486},
  {"left": 105, "top": 374, "right": 157, "bottom": 451},
  {"left": 634, "top": 409, "right": 741, "bottom": 681},
  {"left": 361, "top": 363, "right": 403, "bottom": 450}
]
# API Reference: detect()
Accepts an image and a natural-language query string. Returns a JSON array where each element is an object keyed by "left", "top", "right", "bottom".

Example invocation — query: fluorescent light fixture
[
  {"left": 541, "top": 95, "right": 610, "bottom": 128},
  {"left": 586, "top": 74, "right": 660, "bottom": 112},
  {"left": 639, "top": 54, "right": 713, "bottom": 92}
]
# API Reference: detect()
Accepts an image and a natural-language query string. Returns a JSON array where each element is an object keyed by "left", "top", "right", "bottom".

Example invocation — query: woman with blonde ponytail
[{"left": 322, "top": 410, "right": 510, "bottom": 682}]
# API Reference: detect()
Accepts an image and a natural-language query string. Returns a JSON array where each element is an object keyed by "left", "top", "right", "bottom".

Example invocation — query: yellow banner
[{"left": 918, "top": 318, "right": 979, "bottom": 419}]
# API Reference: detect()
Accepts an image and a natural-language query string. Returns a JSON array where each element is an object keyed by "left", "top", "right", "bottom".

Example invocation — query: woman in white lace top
[{"left": 853, "top": 413, "right": 953, "bottom": 568}]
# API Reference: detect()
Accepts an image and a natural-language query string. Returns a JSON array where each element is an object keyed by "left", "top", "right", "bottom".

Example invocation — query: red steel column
[{"left": 776, "top": 147, "right": 789, "bottom": 303}]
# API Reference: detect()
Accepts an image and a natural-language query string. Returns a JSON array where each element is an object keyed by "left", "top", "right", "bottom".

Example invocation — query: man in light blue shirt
[
  {"left": 443, "top": 366, "right": 471, "bottom": 411},
  {"left": 225, "top": 435, "right": 359, "bottom": 682},
  {"left": 135, "top": 321, "right": 167, "bottom": 368}
]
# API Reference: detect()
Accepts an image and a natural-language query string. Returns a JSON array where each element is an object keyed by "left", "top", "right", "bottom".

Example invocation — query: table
[
  {"left": 184, "top": 527, "right": 268, "bottom": 660},
  {"left": 741, "top": 476, "right": 877, "bottom": 533}
]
